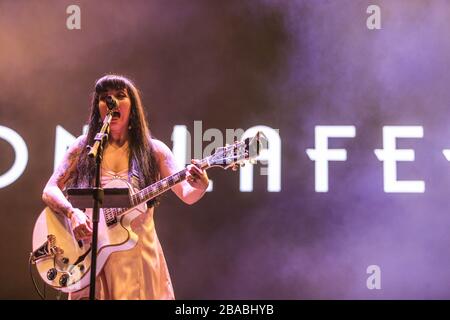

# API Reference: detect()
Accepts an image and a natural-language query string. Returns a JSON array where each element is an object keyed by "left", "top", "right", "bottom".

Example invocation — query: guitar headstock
[{"left": 205, "top": 131, "right": 268, "bottom": 170}]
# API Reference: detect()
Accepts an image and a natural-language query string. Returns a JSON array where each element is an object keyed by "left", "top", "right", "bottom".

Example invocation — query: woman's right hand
[{"left": 70, "top": 208, "right": 93, "bottom": 241}]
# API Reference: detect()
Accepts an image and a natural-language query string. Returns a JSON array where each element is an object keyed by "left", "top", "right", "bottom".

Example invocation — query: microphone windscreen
[{"left": 105, "top": 96, "right": 117, "bottom": 110}]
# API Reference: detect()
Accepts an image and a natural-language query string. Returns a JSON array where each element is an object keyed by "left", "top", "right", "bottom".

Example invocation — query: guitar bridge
[{"left": 30, "top": 235, "right": 62, "bottom": 263}]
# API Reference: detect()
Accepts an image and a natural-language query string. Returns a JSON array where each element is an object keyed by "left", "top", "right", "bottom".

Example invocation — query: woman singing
[{"left": 42, "top": 74, "right": 209, "bottom": 299}]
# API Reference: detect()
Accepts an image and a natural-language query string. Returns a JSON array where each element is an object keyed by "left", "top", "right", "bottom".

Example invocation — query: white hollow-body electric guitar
[{"left": 31, "top": 132, "right": 266, "bottom": 293}]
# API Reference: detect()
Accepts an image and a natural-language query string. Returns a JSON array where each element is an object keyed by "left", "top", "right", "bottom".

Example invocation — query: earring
[{"left": 128, "top": 125, "right": 132, "bottom": 130}]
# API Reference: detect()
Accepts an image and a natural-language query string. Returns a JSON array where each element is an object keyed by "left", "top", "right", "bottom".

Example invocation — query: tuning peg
[{"left": 240, "top": 162, "right": 245, "bottom": 167}]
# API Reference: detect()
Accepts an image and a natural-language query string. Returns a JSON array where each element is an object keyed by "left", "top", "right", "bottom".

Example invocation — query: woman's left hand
[{"left": 186, "top": 159, "right": 209, "bottom": 191}]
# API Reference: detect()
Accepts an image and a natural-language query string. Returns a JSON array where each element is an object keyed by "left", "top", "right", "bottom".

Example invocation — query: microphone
[{"left": 105, "top": 95, "right": 118, "bottom": 110}]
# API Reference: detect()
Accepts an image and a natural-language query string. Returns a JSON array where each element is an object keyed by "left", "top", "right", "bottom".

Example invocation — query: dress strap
[{"left": 102, "top": 168, "right": 129, "bottom": 179}]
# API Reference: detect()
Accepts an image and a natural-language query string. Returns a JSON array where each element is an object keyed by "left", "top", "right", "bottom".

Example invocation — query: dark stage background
[{"left": 2, "top": 0, "right": 450, "bottom": 299}]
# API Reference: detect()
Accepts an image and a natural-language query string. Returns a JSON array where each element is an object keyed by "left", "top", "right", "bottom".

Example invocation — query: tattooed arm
[
  {"left": 42, "top": 135, "right": 92, "bottom": 240},
  {"left": 152, "top": 139, "right": 209, "bottom": 205},
  {"left": 42, "top": 135, "right": 86, "bottom": 219}
]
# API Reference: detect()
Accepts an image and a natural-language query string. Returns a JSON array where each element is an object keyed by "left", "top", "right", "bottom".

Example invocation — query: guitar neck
[
  {"left": 130, "top": 158, "right": 209, "bottom": 207},
  {"left": 131, "top": 168, "right": 187, "bottom": 206}
]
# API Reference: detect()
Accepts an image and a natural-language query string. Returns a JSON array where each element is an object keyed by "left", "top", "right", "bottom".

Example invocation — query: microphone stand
[{"left": 86, "top": 109, "right": 113, "bottom": 300}]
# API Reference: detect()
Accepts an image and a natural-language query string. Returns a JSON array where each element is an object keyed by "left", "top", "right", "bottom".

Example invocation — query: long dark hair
[{"left": 69, "top": 75, "right": 160, "bottom": 205}]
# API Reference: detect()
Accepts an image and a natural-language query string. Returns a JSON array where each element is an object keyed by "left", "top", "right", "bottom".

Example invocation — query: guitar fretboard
[
  {"left": 109, "top": 158, "right": 209, "bottom": 217},
  {"left": 106, "top": 169, "right": 188, "bottom": 218},
  {"left": 131, "top": 168, "right": 188, "bottom": 206}
]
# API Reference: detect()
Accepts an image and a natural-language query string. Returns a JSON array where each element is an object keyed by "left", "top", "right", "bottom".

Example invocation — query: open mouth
[{"left": 112, "top": 111, "right": 121, "bottom": 118}]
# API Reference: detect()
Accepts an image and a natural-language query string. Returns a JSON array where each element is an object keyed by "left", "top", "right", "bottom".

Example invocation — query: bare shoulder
[
  {"left": 68, "top": 134, "right": 87, "bottom": 154},
  {"left": 58, "top": 134, "right": 87, "bottom": 165},
  {"left": 49, "top": 134, "right": 87, "bottom": 187},
  {"left": 151, "top": 138, "right": 173, "bottom": 158},
  {"left": 151, "top": 138, "right": 182, "bottom": 176}
]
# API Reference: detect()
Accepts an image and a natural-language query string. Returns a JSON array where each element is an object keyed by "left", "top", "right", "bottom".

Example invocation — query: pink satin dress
[{"left": 69, "top": 168, "right": 175, "bottom": 300}]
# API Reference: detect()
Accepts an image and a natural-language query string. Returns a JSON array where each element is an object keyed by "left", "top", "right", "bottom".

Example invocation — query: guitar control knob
[
  {"left": 59, "top": 274, "right": 69, "bottom": 287},
  {"left": 47, "top": 268, "right": 57, "bottom": 281},
  {"left": 78, "top": 264, "right": 85, "bottom": 272},
  {"left": 62, "top": 257, "right": 69, "bottom": 264}
]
